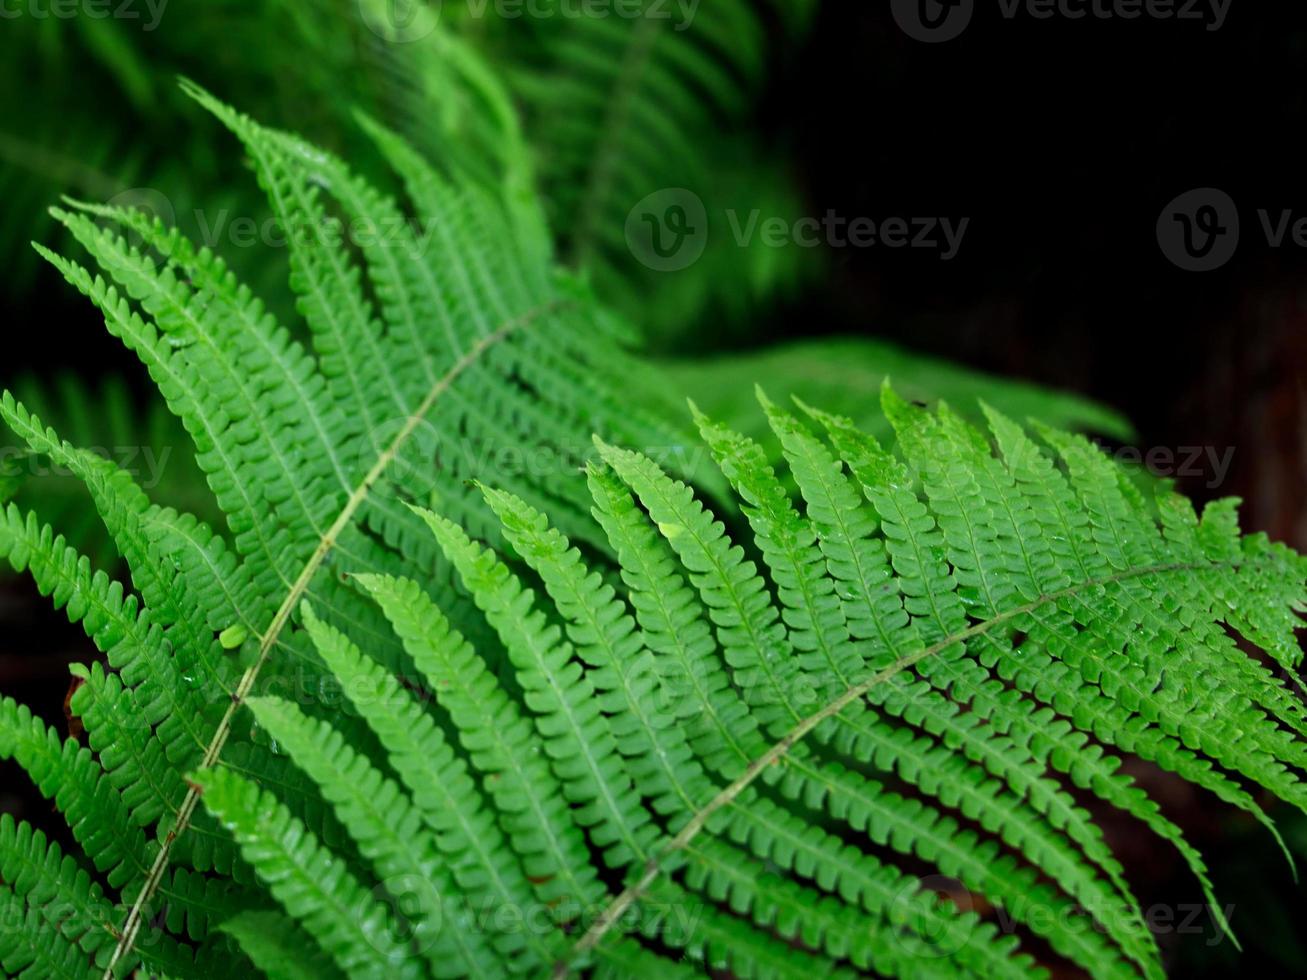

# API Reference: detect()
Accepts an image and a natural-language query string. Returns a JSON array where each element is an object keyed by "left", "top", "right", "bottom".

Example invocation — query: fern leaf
[
  {"left": 13, "top": 83, "right": 705, "bottom": 973},
  {"left": 0, "top": 697, "right": 152, "bottom": 890},
  {"left": 194, "top": 767, "right": 421, "bottom": 980},
  {"left": 0, "top": 815, "right": 119, "bottom": 976},
  {"left": 242, "top": 695, "right": 500, "bottom": 978},
  {"left": 298, "top": 603, "right": 558, "bottom": 972},
  {"left": 0, "top": 883, "right": 96, "bottom": 980},
  {"left": 582, "top": 460, "right": 1031, "bottom": 976},
  {"left": 220, "top": 910, "right": 344, "bottom": 980},
  {"left": 4, "top": 67, "right": 1306, "bottom": 980},
  {"left": 482, "top": 483, "right": 1026, "bottom": 976},
  {"left": 417, "top": 506, "right": 657, "bottom": 874}
]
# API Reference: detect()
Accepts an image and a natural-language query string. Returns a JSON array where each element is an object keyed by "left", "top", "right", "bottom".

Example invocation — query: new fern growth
[{"left": 1, "top": 85, "right": 1306, "bottom": 980}]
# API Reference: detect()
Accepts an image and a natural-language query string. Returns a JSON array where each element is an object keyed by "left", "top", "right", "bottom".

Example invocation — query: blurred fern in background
[{"left": 1, "top": 0, "right": 814, "bottom": 346}]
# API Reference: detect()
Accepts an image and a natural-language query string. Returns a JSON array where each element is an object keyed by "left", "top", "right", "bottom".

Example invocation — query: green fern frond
[
  {"left": 1, "top": 82, "right": 1305, "bottom": 980},
  {"left": 241, "top": 694, "right": 501, "bottom": 977},
  {"left": 158, "top": 386, "right": 1296, "bottom": 977},
  {"left": 0, "top": 814, "right": 155, "bottom": 977},
  {"left": 296, "top": 602, "right": 562, "bottom": 972},
  {"left": 6, "top": 373, "right": 1304, "bottom": 975},
  {"left": 0, "top": 81, "right": 696, "bottom": 976},
  {"left": 194, "top": 766, "right": 423, "bottom": 980}
]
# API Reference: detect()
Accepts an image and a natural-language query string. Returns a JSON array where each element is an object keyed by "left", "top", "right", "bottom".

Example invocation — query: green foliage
[
  {"left": 0, "top": 83, "right": 683, "bottom": 974},
  {"left": 0, "top": 0, "right": 811, "bottom": 345},
  {"left": 108, "top": 387, "right": 1307, "bottom": 974},
  {"left": 457, "top": 0, "right": 819, "bottom": 344},
  {"left": 659, "top": 335, "right": 1136, "bottom": 447},
  {"left": 0, "top": 0, "right": 1125, "bottom": 520},
  {"left": 1, "top": 83, "right": 1305, "bottom": 980},
  {"left": 0, "top": 1, "right": 354, "bottom": 294},
  {"left": 0, "top": 373, "right": 213, "bottom": 567}
]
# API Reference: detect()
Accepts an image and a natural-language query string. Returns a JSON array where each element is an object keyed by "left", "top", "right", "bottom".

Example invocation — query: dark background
[
  {"left": 2, "top": 2, "right": 1305, "bottom": 976},
  {"left": 766, "top": 0, "right": 1307, "bottom": 554}
]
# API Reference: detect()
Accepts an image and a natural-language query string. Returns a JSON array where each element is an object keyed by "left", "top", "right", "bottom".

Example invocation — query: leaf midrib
[
  {"left": 102, "top": 302, "right": 554, "bottom": 977},
  {"left": 557, "top": 557, "right": 1225, "bottom": 974}
]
